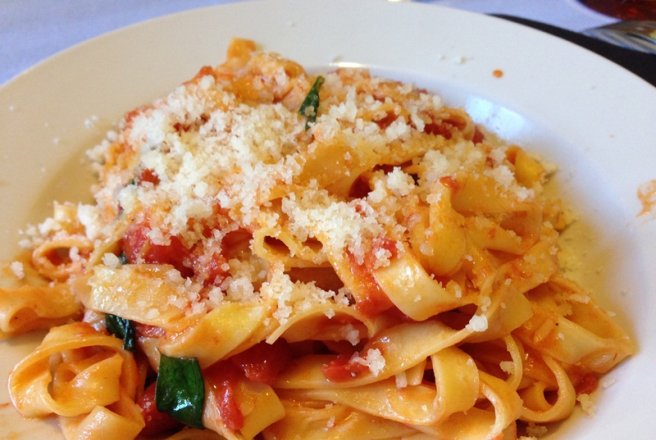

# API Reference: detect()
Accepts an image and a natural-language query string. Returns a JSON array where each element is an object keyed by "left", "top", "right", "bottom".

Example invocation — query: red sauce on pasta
[
  {"left": 321, "top": 353, "right": 370, "bottom": 382},
  {"left": 230, "top": 340, "right": 291, "bottom": 386},
  {"left": 121, "top": 222, "right": 192, "bottom": 276},
  {"left": 205, "top": 363, "right": 244, "bottom": 432},
  {"left": 134, "top": 323, "right": 166, "bottom": 338},
  {"left": 137, "top": 383, "right": 181, "bottom": 436}
]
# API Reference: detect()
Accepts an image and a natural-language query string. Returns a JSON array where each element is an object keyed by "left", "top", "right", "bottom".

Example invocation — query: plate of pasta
[{"left": 1, "top": 0, "right": 655, "bottom": 439}]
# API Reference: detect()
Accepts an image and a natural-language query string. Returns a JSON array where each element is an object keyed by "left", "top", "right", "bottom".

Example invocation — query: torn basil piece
[
  {"left": 299, "top": 75, "right": 325, "bottom": 129},
  {"left": 156, "top": 354, "right": 205, "bottom": 429},
  {"left": 105, "top": 314, "right": 136, "bottom": 351}
]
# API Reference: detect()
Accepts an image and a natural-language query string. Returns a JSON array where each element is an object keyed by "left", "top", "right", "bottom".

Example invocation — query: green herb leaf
[
  {"left": 105, "top": 314, "right": 136, "bottom": 351},
  {"left": 299, "top": 75, "right": 325, "bottom": 129},
  {"left": 156, "top": 354, "right": 205, "bottom": 429},
  {"left": 118, "top": 252, "right": 129, "bottom": 265}
]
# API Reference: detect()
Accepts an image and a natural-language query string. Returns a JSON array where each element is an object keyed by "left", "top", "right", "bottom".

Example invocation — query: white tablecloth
[{"left": 0, "top": 0, "right": 615, "bottom": 85}]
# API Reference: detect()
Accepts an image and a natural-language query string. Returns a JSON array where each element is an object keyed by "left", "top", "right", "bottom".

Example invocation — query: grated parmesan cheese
[
  {"left": 324, "top": 416, "right": 336, "bottom": 431},
  {"left": 341, "top": 323, "right": 361, "bottom": 346},
  {"left": 499, "top": 361, "right": 514, "bottom": 375},
  {"left": 385, "top": 167, "right": 415, "bottom": 196},
  {"left": 351, "top": 348, "right": 386, "bottom": 377},
  {"left": 395, "top": 371, "right": 408, "bottom": 388},
  {"left": 525, "top": 423, "right": 548, "bottom": 438},
  {"left": 577, "top": 393, "right": 596, "bottom": 415},
  {"left": 102, "top": 253, "right": 120, "bottom": 269},
  {"left": 9, "top": 261, "right": 24, "bottom": 280},
  {"left": 465, "top": 315, "right": 488, "bottom": 332}
]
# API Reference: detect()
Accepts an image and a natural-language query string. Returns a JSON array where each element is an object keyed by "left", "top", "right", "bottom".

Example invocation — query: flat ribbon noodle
[
  {"left": 520, "top": 354, "right": 576, "bottom": 423},
  {"left": 160, "top": 301, "right": 273, "bottom": 368},
  {"left": 516, "top": 277, "right": 634, "bottom": 373},
  {"left": 373, "top": 245, "right": 472, "bottom": 321},
  {"left": 0, "top": 282, "right": 81, "bottom": 338},
  {"left": 265, "top": 302, "right": 378, "bottom": 344},
  {"left": 276, "top": 319, "right": 469, "bottom": 389},
  {"left": 204, "top": 379, "right": 284, "bottom": 440},
  {"left": 78, "top": 265, "right": 196, "bottom": 330},
  {"left": 9, "top": 322, "right": 139, "bottom": 418},
  {"left": 263, "top": 400, "right": 417, "bottom": 440},
  {"left": 59, "top": 392, "right": 144, "bottom": 440}
]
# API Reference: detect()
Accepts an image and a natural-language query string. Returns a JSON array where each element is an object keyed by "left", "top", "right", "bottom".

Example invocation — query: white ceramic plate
[{"left": 1, "top": 0, "right": 655, "bottom": 438}]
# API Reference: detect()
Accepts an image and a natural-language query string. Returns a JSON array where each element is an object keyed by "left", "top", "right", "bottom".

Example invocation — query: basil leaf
[
  {"left": 299, "top": 75, "right": 325, "bottom": 129},
  {"left": 156, "top": 354, "right": 205, "bottom": 429},
  {"left": 105, "top": 314, "right": 136, "bottom": 351},
  {"left": 118, "top": 252, "right": 129, "bottom": 265}
]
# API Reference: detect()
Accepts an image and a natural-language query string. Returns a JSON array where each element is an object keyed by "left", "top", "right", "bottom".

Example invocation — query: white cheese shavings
[
  {"left": 465, "top": 315, "right": 488, "bottom": 332},
  {"left": 102, "top": 253, "right": 121, "bottom": 269},
  {"left": 395, "top": 371, "right": 408, "bottom": 388},
  {"left": 351, "top": 348, "right": 386, "bottom": 377},
  {"left": 577, "top": 393, "right": 596, "bottom": 416},
  {"left": 385, "top": 167, "right": 415, "bottom": 196},
  {"left": 499, "top": 361, "right": 514, "bottom": 375},
  {"left": 9, "top": 261, "right": 25, "bottom": 280},
  {"left": 341, "top": 323, "right": 361, "bottom": 346},
  {"left": 525, "top": 423, "right": 549, "bottom": 438},
  {"left": 324, "top": 416, "right": 336, "bottom": 431},
  {"left": 282, "top": 189, "right": 382, "bottom": 264}
]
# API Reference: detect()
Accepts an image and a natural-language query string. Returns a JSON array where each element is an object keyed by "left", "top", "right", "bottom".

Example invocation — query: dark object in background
[{"left": 578, "top": 0, "right": 656, "bottom": 20}]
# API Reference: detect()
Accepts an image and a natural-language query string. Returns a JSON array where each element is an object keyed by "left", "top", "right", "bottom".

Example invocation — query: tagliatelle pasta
[{"left": 2, "top": 38, "right": 633, "bottom": 439}]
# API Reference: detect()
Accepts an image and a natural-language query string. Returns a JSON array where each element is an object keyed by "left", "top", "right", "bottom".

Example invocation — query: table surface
[{"left": 0, "top": 0, "right": 617, "bottom": 86}]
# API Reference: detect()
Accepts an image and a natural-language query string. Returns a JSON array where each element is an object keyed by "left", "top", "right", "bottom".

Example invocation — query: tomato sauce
[
  {"left": 205, "top": 363, "right": 244, "bottom": 432},
  {"left": 204, "top": 340, "right": 290, "bottom": 432},
  {"left": 230, "top": 340, "right": 291, "bottom": 386},
  {"left": 321, "top": 353, "right": 369, "bottom": 382},
  {"left": 121, "top": 222, "right": 192, "bottom": 276},
  {"left": 348, "top": 256, "right": 392, "bottom": 316},
  {"left": 134, "top": 323, "right": 166, "bottom": 338},
  {"left": 348, "top": 237, "right": 400, "bottom": 316},
  {"left": 137, "top": 383, "right": 181, "bottom": 436},
  {"left": 138, "top": 168, "right": 160, "bottom": 185}
]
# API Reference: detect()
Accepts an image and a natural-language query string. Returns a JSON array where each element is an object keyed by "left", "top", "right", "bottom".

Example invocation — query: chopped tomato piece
[
  {"left": 134, "top": 323, "right": 166, "bottom": 338},
  {"left": 348, "top": 251, "right": 393, "bottom": 316},
  {"left": 322, "top": 353, "right": 369, "bottom": 382},
  {"left": 365, "top": 237, "right": 399, "bottom": 268},
  {"left": 472, "top": 126, "right": 485, "bottom": 143},
  {"left": 347, "top": 236, "right": 400, "bottom": 316},
  {"left": 424, "top": 116, "right": 467, "bottom": 139},
  {"left": 139, "top": 168, "right": 160, "bottom": 185},
  {"left": 230, "top": 340, "right": 291, "bottom": 386},
  {"left": 374, "top": 112, "right": 397, "bottom": 129},
  {"left": 205, "top": 362, "right": 244, "bottom": 432},
  {"left": 121, "top": 222, "right": 192, "bottom": 276},
  {"left": 574, "top": 372, "right": 600, "bottom": 395},
  {"left": 191, "top": 251, "right": 228, "bottom": 286},
  {"left": 137, "top": 383, "right": 181, "bottom": 436},
  {"left": 424, "top": 122, "right": 453, "bottom": 139}
]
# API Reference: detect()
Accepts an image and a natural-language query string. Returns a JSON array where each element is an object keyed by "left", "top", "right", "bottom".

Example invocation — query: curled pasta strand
[
  {"left": 9, "top": 323, "right": 139, "bottom": 418},
  {"left": 503, "top": 335, "right": 525, "bottom": 391},
  {"left": 520, "top": 355, "right": 576, "bottom": 423},
  {"left": 32, "top": 235, "right": 93, "bottom": 280}
]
